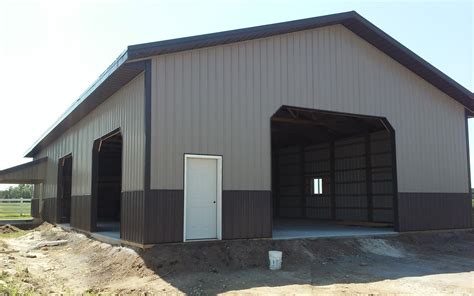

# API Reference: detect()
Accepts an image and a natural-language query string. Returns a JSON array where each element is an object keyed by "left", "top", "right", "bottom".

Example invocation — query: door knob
[{"left": 213, "top": 201, "right": 216, "bottom": 204}]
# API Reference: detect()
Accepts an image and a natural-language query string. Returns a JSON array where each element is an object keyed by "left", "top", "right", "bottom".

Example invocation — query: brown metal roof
[{"left": 25, "top": 11, "right": 473, "bottom": 157}]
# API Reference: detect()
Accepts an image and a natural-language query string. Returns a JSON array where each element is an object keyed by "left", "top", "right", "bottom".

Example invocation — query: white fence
[{"left": 0, "top": 198, "right": 32, "bottom": 219}]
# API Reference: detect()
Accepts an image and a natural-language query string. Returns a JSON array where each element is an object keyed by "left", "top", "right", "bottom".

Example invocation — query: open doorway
[
  {"left": 57, "top": 154, "right": 72, "bottom": 223},
  {"left": 91, "top": 130, "right": 122, "bottom": 238},
  {"left": 271, "top": 106, "right": 398, "bottom": 239}
]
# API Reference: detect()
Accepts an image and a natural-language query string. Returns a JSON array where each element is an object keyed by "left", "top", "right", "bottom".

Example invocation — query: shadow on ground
[{"left": 137, "top": 230, "right": 474, "bottom": 294}]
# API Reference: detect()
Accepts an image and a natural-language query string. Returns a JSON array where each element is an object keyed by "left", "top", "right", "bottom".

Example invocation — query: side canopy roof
[
  {"left": 25, "top": 11, "right": 473, "bottom": 157},
  {"left": 0, "top": 158, "right": 47, "bottom": 184}
]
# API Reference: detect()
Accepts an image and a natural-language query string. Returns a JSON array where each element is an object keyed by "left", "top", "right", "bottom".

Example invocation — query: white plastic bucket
[{"left": 268, "top": 250, "right": 283, "bottom": 270}]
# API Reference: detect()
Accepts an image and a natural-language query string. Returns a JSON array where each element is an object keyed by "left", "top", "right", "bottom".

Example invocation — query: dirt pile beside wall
[
  {"left": 0, "top": 223, "right": 473, "bottom": 295},
  {"left": 0, "top": 224, "right": 21, "bottom": 234}
]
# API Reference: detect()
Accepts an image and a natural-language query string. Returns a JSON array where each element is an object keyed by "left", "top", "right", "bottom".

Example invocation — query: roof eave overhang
[{"left": 24, "top": 53, "right": 150, "bottom": 157}]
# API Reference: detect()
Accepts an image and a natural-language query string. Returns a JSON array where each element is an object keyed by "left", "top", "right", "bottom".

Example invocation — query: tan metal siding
[
  {"left": 150, "top": 24, "right": 468, "bottom": 193},
  {"left": 37, "top": 74, "right": 145, "bottom": 197}
]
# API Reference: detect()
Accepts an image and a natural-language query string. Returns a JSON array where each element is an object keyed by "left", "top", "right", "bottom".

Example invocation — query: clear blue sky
[{"left": 0, "top": 0, "right": 472, "bottom": 189}]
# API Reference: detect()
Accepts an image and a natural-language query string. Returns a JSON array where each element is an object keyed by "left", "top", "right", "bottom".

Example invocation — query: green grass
[{"left": 0, "top": 203, "right": 32, "bottom": 220}]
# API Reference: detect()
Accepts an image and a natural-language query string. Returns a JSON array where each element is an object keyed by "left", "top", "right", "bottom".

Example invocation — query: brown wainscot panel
[
  {"left": 398, "top": 192, "right": 472, "bottom": 232},
  {"left": 222, "top": 190, "right": 272, "bottom": 239},
  {"left": 70, "top": 195, "right": 92, "bottom": 232},
  {"left": 121, "top": 191, "right": 146, "bottom": 244},
  {"left": 41, "top": 197, "right": 57, "bottom": 223},
  {"left": 144, "top": 190, "right": 184, "bottom": 244}
]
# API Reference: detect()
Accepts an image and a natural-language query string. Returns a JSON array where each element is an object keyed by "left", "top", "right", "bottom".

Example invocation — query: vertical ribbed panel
[
  {"left": 398, "top": 193, "right": 472, "bottom": 231},
  {"left": 0, "top": 159, "right": 47, "bottom": 183},
  {"left": 305, "top": 144, "right": 332, "bottom": 219},
  {"left": 151, "top": 24, "right": 468, "bottom": 194},
  {"left": 37, "top": 74, "right": 145, "bottom": 198},
  {"left": 334, "top": 137, "right": 368, "bottom": 221},
  {"left": 121, "top": 191, "right": 145, "bottom": 243},
  {"left": 31, "top": 199, "right": 39, "bottom": 218},
  {"left": 41, "top": 198, "right": 57, "bottom": 223},
  {"left": 274, "top": 130, "right": 394, "bottom": 223},
  {"left": 70, "top": 195, "right": 92, "bottom": 231},
  {"left": 222, "top": 191, "right": 272, "bottom": 239},
  {"left": 276, "top": 147, "right": 304, "bottom": 218},
  {"left": 145, "top": 190, "right": 184, "bottom": 244},
  {"left": 370, "top": 131, "right": 394, "bottom": 222}
]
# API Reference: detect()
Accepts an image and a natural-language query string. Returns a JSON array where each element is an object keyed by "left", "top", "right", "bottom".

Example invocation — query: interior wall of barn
[
  {"left": 273, "top": 130, "right": 394, "bottom": 223},
  {"left": 96, "top": 134, "right": 122, "bottom": 223}
]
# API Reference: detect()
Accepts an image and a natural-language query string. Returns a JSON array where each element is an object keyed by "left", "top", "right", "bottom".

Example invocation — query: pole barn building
[{"left": 1, "top": 11, "right": 472, "bottom": 246}]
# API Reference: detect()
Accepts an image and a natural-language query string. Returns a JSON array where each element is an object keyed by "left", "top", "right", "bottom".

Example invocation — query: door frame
[
  {"left": 56, "top": 153, "right": 72, "bottom": 224},
  {"left": 90, "top": 128, "right": 123, "bottom": 234},
  {"left": 183, "top": 154, "right": 222, "bottom": 242}
]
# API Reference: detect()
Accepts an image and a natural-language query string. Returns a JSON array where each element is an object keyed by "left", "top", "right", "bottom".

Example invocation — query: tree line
[{"left": 0, "top": 184, "right": 32, "bottom": 199}]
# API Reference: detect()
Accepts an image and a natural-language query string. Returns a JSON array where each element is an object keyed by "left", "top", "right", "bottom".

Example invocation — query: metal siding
[
  {"left": 121, "top": 191, "right": 145, "bottom": 243},
  {"left": 70, "top": 195, "right": 92, "bottom": 231},
  {"left": 37, "top": 74, "right": 145, "bottom": 199},
  {"left": 398, "top": 193, "right": 472, "bottom": 231},
  {"left": 31, "top": 198, "right": 40, "bottom": 218},
  {"left": 274, "top": 131, "right": 394, "bottom": 223},
  {"left": 145, "top": 190, "right": 184, "bottom": 244},
  {"left": 334, "top": 137, "right": 368, "bottom": 221},
  {"left": 276, "top": 147, "right": 305, "bottom": 218},
  {"left": 150, "top": 24, "right": 468, "bottom": 194},
  {"left": 41, "top": 197, "right": 57, "bottom": 223},
  {"left": 222, "top": 191, "right": 272, "bottom": 239}
]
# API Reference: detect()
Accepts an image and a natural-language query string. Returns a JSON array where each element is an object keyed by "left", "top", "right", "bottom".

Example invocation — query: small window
[
  {"left": 306, "top": 176, "right": 330, "bottom": 196},
  {"left": 312, "top": 178, "right": 323, "bottom": 195}
]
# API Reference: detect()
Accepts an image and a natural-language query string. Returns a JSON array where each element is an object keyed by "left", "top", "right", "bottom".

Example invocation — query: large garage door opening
[
  {"left": 91, "top": 131, "right": 122, "bottom": 239},
  {"left": 271, "top": 106, "right": 398, "bottom": 239}
]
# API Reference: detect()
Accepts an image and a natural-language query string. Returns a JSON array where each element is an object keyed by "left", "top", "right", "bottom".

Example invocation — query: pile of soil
[
  {"left": 0, "top": 223, "right": 473, "bottom": 295},
  {"left": 0, "top": 224, "right": 21, "bottom": 234}
]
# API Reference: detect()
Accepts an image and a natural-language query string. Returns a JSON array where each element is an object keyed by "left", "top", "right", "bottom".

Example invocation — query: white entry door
[{"left": 184, "top": 155, "right": 222, "bottom": 241}]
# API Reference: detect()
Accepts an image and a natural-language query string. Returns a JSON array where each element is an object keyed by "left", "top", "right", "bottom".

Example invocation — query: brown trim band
[{"left": 143, "top": 60, "right": 152, "bottom": 245}]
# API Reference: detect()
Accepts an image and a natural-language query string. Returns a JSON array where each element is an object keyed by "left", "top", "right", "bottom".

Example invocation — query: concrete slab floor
[
  {"left": 272, "top": 219, "right": 396, "bottom": 240},
  {"left": 96, "top": 221, "right": 120, "bottom": 239},
  {"left": 58, "top": 222, "right": 121, "bottom": 245}
]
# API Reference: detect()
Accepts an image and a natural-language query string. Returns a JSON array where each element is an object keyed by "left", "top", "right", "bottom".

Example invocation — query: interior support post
[
  {"left": 330, "top": 141, "right": 336, "bottom": 220},
  {"left": 273, "top": 152, "right": 280, "bottom": 218},
  {"left": 365, "top": 134, "right": 373, "bottom": 222},
  {"left": 300, "top": 146, "right": 306, "bottom": 218}
]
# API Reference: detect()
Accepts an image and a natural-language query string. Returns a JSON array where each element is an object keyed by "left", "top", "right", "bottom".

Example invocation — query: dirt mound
[
  {"left": 34, "top": 222, "right": 55, "bottom": 232},
  {"left": 1, "top": 225, "right": 473, "bottom": 295},
  {"left": 0, "top": 224, "right": 21, "bottom": 234}
]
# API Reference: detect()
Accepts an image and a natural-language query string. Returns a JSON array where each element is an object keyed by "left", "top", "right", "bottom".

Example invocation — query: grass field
[{"left": 0, "top": 202, "right": 31, "bottom": 220}]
